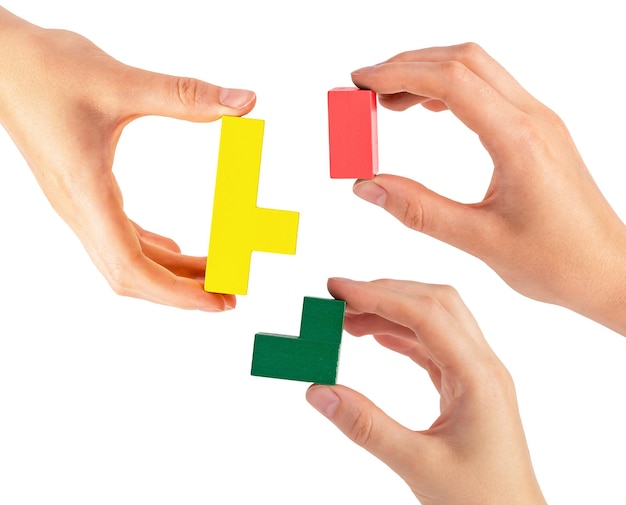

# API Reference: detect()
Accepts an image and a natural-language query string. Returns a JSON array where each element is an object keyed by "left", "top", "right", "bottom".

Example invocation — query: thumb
[
  {"left": 353, "top": 174, "right": 492, "bottom": 258},
  {"left": 125, "top": 68, "right": 256, "bottom": 122},
  {"left": 306, "top": 384, "right": 430, "bottom": 480}
]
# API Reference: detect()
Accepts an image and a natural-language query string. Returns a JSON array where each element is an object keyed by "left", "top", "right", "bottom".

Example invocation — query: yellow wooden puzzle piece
[{"left": 204, "top": 116, "right": 299, "bottom": 295}]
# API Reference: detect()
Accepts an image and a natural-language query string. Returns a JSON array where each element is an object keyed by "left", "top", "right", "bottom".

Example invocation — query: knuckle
[
  {"left": 456, "top": 41, "right": 486, "bottom": 64},
  {"left": 437, "top": 60, "right": 472, "bottom": 104},
  {"left": 512, "top": 111, "right": 564, "bottom": 161},
  {"left": 401, "top": 198, "right": 427, "bottom": 232},
  {"left": 107, "top": 267, "right": 132, "bottom": 297},
  {"left": 104, "top": 254, "right": 142, "bottom": 298},
  {"left": 512, "top": 113, "right": 544, "bottom": 146},
  {"left": 347, "top": 410, "right": 375, "bottom": 448},
  {"left": 439, "top": 60, "right": 472, "bottom": 86},
  {"left": 175, "top": 77, "right": 201, "bottom": 108},
  {"left": 475, "top": 361, "right": 517, "bottom": 401},
  {"left": 542, "top": 108, "right": 568, "bottom": 134},
  {"left": 433, "top": 284, "right": 461, "bottom": 305},
  {"left": 419, "top": 294, "right": 445, "bottom": 316}
]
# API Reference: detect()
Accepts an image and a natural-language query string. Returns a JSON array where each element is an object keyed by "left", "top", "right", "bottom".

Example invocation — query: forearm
[{"left": 567, "top": 241, "right": 626, "bottom": 337}]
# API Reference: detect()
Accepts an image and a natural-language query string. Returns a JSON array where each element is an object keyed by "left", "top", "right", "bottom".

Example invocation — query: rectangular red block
[{"left": 328, "top": 87, "right": 378, "bottom": 179}]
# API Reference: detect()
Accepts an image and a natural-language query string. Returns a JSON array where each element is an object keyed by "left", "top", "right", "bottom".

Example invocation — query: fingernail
[
  {"left": 353, "top": 180, "right": 387, "bottom": 207},
  {"left": 225, "top": 298, "right": 236, "bottom": 310},
  {"left": 219, "top": 88, "right": 256, "bottom": 109},
  {"left": 351, "top": 65, "right": 377, "bottom": 76},
  {"left": 307, "top": 386, "right": 340, "bottom": 419}
]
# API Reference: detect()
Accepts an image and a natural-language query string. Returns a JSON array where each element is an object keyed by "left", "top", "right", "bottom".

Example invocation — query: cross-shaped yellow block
[{"left": 204, "top": 116, "right": 299, "bottom": 295}]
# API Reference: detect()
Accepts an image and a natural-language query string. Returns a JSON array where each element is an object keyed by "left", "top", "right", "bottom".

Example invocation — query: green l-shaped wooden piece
[{"left": 251, "top": 297, "right": 346, "bottom": 385}]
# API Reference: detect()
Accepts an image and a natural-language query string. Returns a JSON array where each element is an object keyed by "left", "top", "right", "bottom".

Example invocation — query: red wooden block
[{"left": 328, "top": 87, "right": 378, "bottom": 179}]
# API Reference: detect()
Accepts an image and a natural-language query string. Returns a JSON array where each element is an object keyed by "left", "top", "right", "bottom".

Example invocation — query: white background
[{"left": 1, "top": 1, "right": 625, "bottom": 503}]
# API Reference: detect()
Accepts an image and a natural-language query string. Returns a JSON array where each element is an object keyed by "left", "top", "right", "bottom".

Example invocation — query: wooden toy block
[
  {"left": 204, "top": 116, "right": 300, "bottom": 295},
  {"left": 299, "top": 296, "right": 345, "bottom": 344},
  {"left": 251, "top": 297, "right": 346, "bottom": 385},
  {"left": 251, "top": 336, "right": 341, "bottom": 385},
  {"left": 328, "top": 87, "right": 378, "bottom": 179}
]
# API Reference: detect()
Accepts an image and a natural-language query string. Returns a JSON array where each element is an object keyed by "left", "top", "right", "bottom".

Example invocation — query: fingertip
[
  {"left": 421, "top": 99, "right": 449, "bottom": 112},
  {"left": 378, "top": 92, "right": 429, "bottom": 112},
  {"left": 218, "top": 88, "right": 256, "bottom": 112},
  {"left": 351, "top": 65, "right": 377, "bottom": 76},
  {"left": 353, "top": 179, "right": 387, "bottom": 207},
  {"left": 326, "top": 277, "right": 358, "bottom": 303},
  {"left": 197, "top": 292, "right": 236, "bottom": 312},
  {"left": 306, "top": 385, "right": 341, "bottom": 419},
  {"left": 327, "top": 277, "right": 354, "bottom": 288},
  {"left": 377, "top": 95, "right": 413, "bottom": 112},
  {"left": 224, "top": 294, "right": 237, "bottom": 310},
  {"left": 350, "top": 67, "right": 374, "bottom": 86}
]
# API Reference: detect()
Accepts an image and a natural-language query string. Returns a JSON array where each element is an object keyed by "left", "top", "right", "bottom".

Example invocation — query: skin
[
  {"left": 0, "top": 7, "right": 257, "bottom": 311},
  {"left": 309, "top": 45, "right": 626, "bottom": 502},
  {"left": 307, "top": 277, "right": 548, "bottom": 505},
  {"left": 349, "top": 43, "right": 626, "bottom": 336},
  {"left": 0, "top": 15, "right": 614, "bottom": 503}
]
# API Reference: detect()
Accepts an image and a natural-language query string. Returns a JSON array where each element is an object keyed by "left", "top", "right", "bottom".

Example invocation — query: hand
[
  {"left": 307, "top": 277, "right": 547, "bottom": 505},
  {"left": 349, "top": 43, "right": 626, "bottom": 335},
  {"left": 0, "top": 7, "right": 256, "bottom": 311}
]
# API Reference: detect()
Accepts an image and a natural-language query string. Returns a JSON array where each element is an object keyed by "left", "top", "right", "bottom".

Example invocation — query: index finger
[
  {"left": 116, "top": 255, "right": 236, "bottom": 311},
  {"left": 351, "top": 60, "right": 525, "bottom": 153},
  {"left": 77, "top": 185, "right": 234, "bottom": 312},
  {"left": 383, "top": 43, "right": 541, "bottom": 114},
  {"left": 327, "top": 278, "right": 484, "bottom": 374}
]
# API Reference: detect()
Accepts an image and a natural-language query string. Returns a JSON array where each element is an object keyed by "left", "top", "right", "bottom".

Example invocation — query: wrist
[{"left": 563, "top": 231, "right": 626, "bottom": 336}]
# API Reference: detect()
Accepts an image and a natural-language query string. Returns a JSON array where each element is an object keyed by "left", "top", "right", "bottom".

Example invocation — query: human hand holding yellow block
[{"left": 204, "top": 116, "right": 299, "bottom": 295}]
